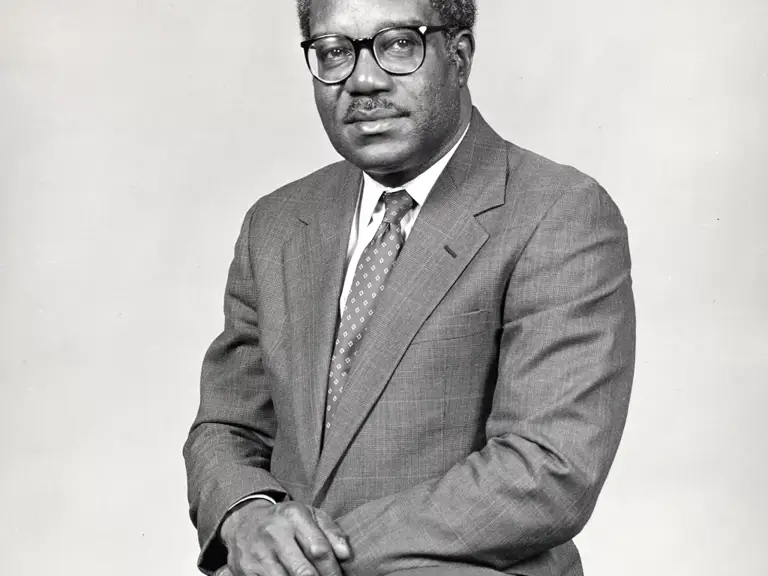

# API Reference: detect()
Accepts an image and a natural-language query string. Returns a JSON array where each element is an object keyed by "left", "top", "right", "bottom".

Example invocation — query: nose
[{"left": 344, "top": 47, "right": 393, "bottom": 94}]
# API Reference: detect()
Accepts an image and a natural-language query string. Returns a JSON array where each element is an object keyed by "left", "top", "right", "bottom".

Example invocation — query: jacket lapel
[
  {"left": 293, "top": 163, "right": 361, "bottom": 481},
  {"left": 311, "top": 110, "right": 508, "bottom": 501}
]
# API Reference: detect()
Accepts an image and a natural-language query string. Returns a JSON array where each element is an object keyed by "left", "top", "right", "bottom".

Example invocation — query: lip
[
  {"left": 344, "top": 109, "right": 406, "bottom": 124},
  {"left": 348, "top": 117, "right": 405, "bottom": 135}
]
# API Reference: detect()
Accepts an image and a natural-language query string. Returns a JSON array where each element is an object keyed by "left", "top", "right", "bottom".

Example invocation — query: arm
[
  {"left": 183, "top": 204, "right": 290, "bottom": 573},
  {"left": 337, "top": 178, "right": 636, "bottom": 575}
]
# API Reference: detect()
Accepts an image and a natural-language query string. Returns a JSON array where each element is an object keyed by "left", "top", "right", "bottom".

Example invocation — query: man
[{"left": 184, "top": 0, "right": 636, "bottom": 575}]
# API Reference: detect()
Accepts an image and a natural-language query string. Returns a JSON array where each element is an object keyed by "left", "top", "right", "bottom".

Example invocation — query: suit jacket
[{"left": 184, "top": 109, "right": 636, "bottom": 576}]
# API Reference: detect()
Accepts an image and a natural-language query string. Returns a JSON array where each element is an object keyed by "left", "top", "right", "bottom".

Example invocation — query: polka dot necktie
[{"left": 324, "top": 189, "right": 415, "bottom": 432}]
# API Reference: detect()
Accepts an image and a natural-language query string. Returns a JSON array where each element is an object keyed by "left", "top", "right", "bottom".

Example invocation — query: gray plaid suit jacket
[{"left": 184, "top": 109, "right": 636, "bottom": 576}]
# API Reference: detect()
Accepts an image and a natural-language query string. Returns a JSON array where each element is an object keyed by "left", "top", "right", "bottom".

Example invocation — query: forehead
[{"left": 310, "top": 0, "right": 438, "bottom": 37}]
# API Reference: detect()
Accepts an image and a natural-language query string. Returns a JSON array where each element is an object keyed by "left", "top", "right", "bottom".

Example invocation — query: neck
[{"left": 367, "top": 94, "right": 473, "bottom": 188}]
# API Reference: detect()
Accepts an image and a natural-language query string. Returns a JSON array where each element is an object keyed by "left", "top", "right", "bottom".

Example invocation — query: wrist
[{"left": 220, "top": 498, "right": 275, "bottom": 546}]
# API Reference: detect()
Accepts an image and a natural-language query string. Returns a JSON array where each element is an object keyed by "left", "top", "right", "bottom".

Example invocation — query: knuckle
[
  {"left": 249, "top": 540, "right": 273, "bottom": 561},
  {"left": 260, "top": 522, "right": 282, "bottom": 540},
  {"left": 282, "top": 502, "right": 305, "bottom": 519},
  {"left": 240, "top": 558, "right": 261, "bottom": 571},
  {"left": 251, "top": 547, "right": 271, "bottom": 562},
  {"left": 291, "top": 563, "right": 318, "bottom": 576},
  {"left": 307, "top": 542, "right": 332, "bottom": 560}
]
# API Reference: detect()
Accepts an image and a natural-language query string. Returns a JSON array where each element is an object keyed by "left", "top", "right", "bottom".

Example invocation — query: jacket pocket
[{"left": 410, "top": 309, "right": 493, "bottom": 343}]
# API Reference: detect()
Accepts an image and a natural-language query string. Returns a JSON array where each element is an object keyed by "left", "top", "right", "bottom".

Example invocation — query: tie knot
[{"left": 381, "top": 189, "right": 415, "bottom": 225}]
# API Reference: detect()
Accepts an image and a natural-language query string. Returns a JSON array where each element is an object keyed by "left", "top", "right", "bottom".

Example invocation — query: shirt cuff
[{"left": 226, "top": 492, "right": 281, "bottom": 512}]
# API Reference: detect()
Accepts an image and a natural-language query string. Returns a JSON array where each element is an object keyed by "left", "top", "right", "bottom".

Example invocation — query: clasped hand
[{"left": 219, "top": 499, "right": 351, "bottom": 576}]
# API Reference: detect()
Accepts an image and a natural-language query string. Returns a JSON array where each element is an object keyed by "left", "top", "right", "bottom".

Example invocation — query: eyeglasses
[{"left": 300, "top": 25, "right": 449, "bottom": 85}]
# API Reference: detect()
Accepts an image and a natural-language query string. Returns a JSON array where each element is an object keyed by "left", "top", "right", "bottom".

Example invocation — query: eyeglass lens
[{"left": 307, "top": 27, "right": 426, "bottom": 83}]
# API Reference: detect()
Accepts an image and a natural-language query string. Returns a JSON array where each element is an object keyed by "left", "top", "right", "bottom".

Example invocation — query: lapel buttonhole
[{"left": 444, "top": 245, "right": 458, "bottom": 258}]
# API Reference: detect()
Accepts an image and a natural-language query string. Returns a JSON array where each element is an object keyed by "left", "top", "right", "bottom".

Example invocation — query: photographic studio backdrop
[{"left": 1, "top": 1, "right": 766, "bottom": 574}]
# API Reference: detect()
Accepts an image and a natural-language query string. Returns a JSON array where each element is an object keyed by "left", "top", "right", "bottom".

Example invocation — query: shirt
[{"left": 339, "top": 123, "right": 470, "bottom": 312}]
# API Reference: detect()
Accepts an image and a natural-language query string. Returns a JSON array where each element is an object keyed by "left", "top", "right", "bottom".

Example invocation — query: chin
[{"left": 337, "top": 137, "right": 416, "bottom": 174}]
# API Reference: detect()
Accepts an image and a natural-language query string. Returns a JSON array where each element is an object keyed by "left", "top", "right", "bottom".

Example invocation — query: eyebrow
[{"left": 310, "top": 19, "right": 426, "bottom": 41}]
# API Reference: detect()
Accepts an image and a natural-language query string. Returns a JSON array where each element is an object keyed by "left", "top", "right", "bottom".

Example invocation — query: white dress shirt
[{"left": 339, "top": 124, "right": 469, "bottom": 312}]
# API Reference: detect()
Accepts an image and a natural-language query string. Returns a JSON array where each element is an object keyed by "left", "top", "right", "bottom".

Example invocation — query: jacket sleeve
[
  {"left": 337, "top": 178, "right": 636, "bottom": 575},
  {"left": 183, "top": 202, "right": 290, "bottom": 574}
]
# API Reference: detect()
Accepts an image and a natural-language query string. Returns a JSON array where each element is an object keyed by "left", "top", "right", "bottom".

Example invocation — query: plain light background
[{"left": 1, "top": 1, "right": 766, "bottom": 574}]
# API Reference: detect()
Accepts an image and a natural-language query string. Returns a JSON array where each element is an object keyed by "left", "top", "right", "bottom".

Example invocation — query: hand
[{"left": 220, "top": 499, "right": 351, "bottom": 576}]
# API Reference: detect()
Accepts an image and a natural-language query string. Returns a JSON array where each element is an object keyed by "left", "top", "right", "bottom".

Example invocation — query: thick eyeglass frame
[{"left": 300, "top": 24, "right": 450, "bottom": 85}]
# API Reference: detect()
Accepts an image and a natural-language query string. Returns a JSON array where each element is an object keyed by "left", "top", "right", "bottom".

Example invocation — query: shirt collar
[{"left": 359, "top": 122, "right": 471, "bottom": 225}]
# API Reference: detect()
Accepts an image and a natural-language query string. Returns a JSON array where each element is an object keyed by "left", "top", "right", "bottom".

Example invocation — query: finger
[
  {"left": 285, "top": 507, "right": 345, "bottom": 574},
  {"left": 313, "top": 510, "right": 351, "bottom": 560},
  {"left": 243, "top": 546, "right": 288, "bottom": 576},
  {"left": 229, "top": 558, "right": 270, "bottom": 576},
  {"left": 215, "top": 567, "right": 233, "bottom": 576},
  {"left": 294, "top": 529, "right": 343, "bottom": 576},
  {"left": 252, "top": 556, "right": 289, "bottom": 576},
  {"left": 232, "top": 538, "right": 286, "bottom": 576},
  {"left": 274, "top": 537, "right": 328, "bottom": 576}
]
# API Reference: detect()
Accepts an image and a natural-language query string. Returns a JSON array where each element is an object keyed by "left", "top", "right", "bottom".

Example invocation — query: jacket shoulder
[
  {"left": 270, "top": 160, "right": 350, "bottom": 201},
  {"left": 504, "top": 141, "right": 625, "bottom": 224},
  {"left": 253, "top": 160, "right": 348, "bottom": 209},
  {"left": 237, "top": 160, "right": 350, "bottom": 243},
  {"left": 506, "top": 142, "right": 599, "bottom": 196}
]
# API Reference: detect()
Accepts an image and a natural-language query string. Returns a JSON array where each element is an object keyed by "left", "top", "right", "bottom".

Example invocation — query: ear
[{"left": 452, "top": 29, "right": 475, "bottom": 87}]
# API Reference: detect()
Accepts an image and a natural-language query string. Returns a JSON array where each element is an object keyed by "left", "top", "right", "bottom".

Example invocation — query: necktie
[{"left": 324, "top": 189, "right": 415, "bottom": 432}]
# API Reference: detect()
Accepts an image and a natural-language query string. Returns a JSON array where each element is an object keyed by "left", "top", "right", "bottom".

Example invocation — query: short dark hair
[{"left": 295, "top": 0, "right": 477, "bottom": 41}]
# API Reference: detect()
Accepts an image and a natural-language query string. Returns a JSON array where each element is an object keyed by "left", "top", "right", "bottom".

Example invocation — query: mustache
[{"left": 343, "top": 97, "right": 408, "bottom": 121}]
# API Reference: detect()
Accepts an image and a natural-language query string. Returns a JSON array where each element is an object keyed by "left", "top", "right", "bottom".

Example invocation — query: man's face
[{"left": 308, "top": 0, "right": 464, "bottom": 180}]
